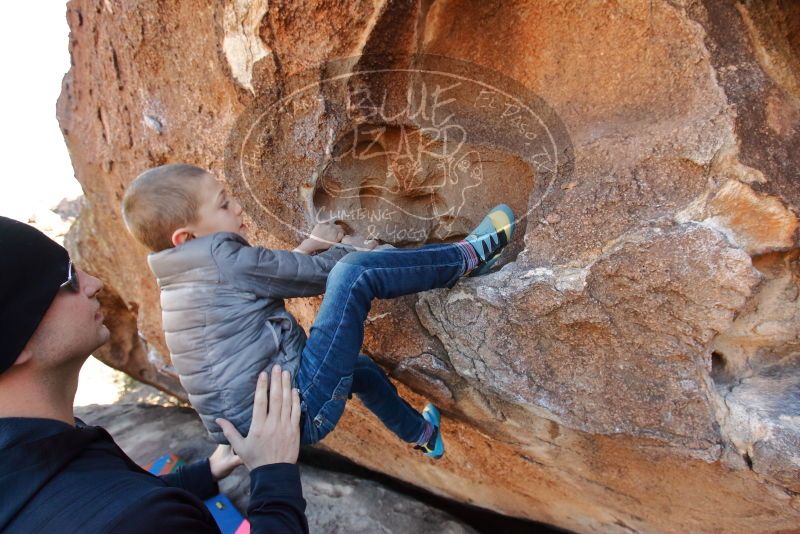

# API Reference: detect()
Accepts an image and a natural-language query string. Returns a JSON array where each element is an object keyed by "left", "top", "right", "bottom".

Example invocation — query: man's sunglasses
[{"left": 60, "top": 261, "right": 80, "bottom": 293}]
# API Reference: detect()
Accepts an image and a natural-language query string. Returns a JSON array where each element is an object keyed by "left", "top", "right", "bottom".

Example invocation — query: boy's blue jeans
[{"left": 295, "top": 242, "right": 466, "bottom": 445}]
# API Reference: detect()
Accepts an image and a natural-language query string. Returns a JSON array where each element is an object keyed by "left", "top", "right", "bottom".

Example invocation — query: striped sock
[
  {"left": 415, "top": 420, "right": 434, "bottom": 446},
  {"left": 453, "top": 239, "right": 480, "bottom": 275}
]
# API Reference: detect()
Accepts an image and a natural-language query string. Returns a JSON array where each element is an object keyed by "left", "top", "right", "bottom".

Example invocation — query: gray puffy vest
[{"left": 147, "top": 232, "right": 355, "bottom": 443}]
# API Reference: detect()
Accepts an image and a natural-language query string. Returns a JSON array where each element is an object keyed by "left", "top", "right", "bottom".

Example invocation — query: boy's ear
[{"left": 171, "top": 228, "right": 194, "bottom": 246}]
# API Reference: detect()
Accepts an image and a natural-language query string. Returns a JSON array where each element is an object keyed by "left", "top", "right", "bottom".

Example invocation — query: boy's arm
[{"left": 212, "top": 236, "right": 356, "bottom": 299}]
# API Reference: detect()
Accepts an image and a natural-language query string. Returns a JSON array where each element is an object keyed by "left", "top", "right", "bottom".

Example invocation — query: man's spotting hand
[
  {"left": 208, "top": 444, "right": 242, "bottom": 481},
  {"left": 216, "top": 365, "right": 301, "bottom": 470}
]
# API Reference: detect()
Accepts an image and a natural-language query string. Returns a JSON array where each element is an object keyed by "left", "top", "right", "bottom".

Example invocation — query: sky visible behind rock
[
  {"left": 0, "top": 3, "right": 82, "bottom": 224},
  {"left": 0, "top": 3, "right": 114, "bottom": 407}
]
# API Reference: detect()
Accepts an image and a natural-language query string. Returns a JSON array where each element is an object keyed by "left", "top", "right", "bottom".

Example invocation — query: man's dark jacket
[{"left": 0, "top": 417, "right": 309, "bottom": 533}]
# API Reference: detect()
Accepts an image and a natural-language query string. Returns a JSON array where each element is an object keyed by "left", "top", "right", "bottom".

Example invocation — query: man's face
[
  {"left": 26, "top": 267, "right": 110, "bottom": 367},
  {"left": 190, "top": 174, "right": 246, "bottom": 237}
]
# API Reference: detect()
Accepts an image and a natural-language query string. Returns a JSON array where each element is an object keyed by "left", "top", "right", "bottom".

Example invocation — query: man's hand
[
  {"left": 341, "top": 234, "right": 379, "bottom": 251},
  {"left": 294, "top": 221, "right": 344, "bottom": 254},
  {"left": 208, "top": 444, "right": 243, "bottom": 481},
  {"left": 216, "top": 365, "right": 301, "bottom": 470}
]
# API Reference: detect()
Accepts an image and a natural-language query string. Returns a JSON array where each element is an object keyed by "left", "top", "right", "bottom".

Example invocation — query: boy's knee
[
  {"left": 326, "top": 255, "right": 369, "bottom": 288},
  {"left": 337, "top": 251, "right": 372, "bottom": 268}
]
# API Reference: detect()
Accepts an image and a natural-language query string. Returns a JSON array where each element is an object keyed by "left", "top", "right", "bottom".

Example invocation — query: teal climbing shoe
[
  {"left": 415, "top": 403, "right": 445, "bottom": 459},
  {"left": 464, "top": 204, "right": 515, "bottom": 277}
]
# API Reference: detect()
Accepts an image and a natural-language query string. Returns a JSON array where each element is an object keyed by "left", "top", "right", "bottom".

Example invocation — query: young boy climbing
[{"left": 121, "top": 163, "right": 514, "bottom": 459}]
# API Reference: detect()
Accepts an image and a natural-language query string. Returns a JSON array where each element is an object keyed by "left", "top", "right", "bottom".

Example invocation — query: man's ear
[{"left": 171, "top": 228, "right": 194, "bottom": 246}]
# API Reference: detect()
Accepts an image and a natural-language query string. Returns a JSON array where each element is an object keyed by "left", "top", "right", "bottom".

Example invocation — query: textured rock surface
[
  {"left": 75, "top": 403, "right": 477, "bottom": 534},
  {"left": 58, "top": 1, "right": 800, "bottom": 532}
]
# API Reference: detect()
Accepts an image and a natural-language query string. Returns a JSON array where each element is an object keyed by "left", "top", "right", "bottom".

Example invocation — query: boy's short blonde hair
[{"left": 122, "top": 163, "right": 210, "bottom": 252}]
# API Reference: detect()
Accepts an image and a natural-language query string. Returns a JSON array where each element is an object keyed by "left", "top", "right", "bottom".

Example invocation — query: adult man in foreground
[{"left": 0, "top": 216, "right": 309, "bottom": 533}]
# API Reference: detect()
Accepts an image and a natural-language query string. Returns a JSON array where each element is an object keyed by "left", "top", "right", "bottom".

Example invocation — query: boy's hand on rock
[
  {"left": 216, "top": 365, "right": 301, "bottom": 470},
  {"left": 341, "top": 234, "right": 380, "bottom": 251},
  {"left": 310, "top": 221, "right": 345, "bottom": 249},
  {"left": 293, "top": 221, "right": 344, "bottom": 254}
]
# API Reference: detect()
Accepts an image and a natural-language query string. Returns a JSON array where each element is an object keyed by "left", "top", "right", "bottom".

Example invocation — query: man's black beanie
[{"left": 0, "top": 216, "right": 69, "bottom": 374}]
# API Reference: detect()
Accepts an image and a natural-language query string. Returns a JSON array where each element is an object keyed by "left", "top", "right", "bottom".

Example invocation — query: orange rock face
[{"left": 58, "top": 1, "right": 800, "bottom": 532}]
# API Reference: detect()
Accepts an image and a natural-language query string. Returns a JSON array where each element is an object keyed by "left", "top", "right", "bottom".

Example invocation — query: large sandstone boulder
[{"left": 58, "top": 1, "right": 800, "bottom": 532}]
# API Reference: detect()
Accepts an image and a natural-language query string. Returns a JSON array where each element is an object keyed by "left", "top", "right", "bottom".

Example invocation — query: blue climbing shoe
[
  {"left": 464, "top": 204, "right": 515, "bottom": 277},
  {"left": 415, "top": 403, "right": 445, "bottom": 459}
]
